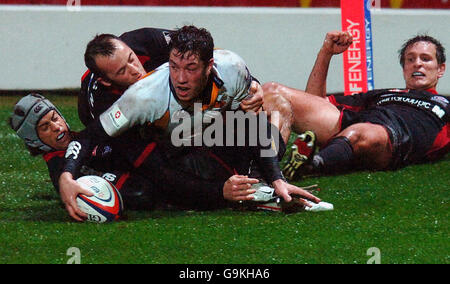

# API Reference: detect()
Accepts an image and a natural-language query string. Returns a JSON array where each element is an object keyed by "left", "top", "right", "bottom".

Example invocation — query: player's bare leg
[
  {"left": 339, "top": 123, "right": 393, "bottom": 170},
  {"left": 263, "top": 82, "right": 341, "bottom": 147},
  {"left": 262, "top": 86, "right": 294, "bottom": 144}
]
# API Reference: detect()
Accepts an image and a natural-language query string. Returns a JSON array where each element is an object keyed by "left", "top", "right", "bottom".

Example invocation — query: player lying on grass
[
  {"left": 8, "top": 94, "right": 236, "bottom": 212},
  {"left": 10, "top": 94, "right": 323, "bottom": 221},
  {"left": 58, "top": 25, "right": 324, "bottom": 221},
  {"left": 262, "top": 31, "right": 449, "bottom": 180}
]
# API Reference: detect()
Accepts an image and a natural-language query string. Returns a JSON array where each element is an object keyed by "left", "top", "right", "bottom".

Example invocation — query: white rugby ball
[{"left": 76, "top": 175, "right": 124, "bottom": 223}]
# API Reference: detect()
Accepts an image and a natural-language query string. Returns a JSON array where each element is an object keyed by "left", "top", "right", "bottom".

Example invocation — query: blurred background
[{"left": 0, "top": 0, "right": 449, "bottom": 94}]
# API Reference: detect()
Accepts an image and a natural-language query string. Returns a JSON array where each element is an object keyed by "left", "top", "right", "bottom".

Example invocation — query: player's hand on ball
[
  {"left": 59, "top": 172, "right": 93, "bottom": 222},
  {"left": 223, "top": 175, "right": 259, "bottom": 202},
  {"left": 323, "top": 31, "right": 353, "bottom": 55}
]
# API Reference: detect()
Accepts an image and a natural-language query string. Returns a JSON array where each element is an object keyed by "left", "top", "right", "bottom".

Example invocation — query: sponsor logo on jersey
[
  {"left": 377, "top": 94, "right": 447, "bottom": 120},
  {"left": 102, "top": 173, "right": 117, "bottom": 182},
  {"left": 65, "top": 141, "right": 82, "bottom": 159},
  {"left": 430, "top": 96, "right": 449, "bottom": 107},
  {"left": 377, "top": 95, "right": 431, "bottom": 109},
  {"left": 107, "top": 104, "right": 129, "bottom": 130},
  {"left": 432, "top": 105, "right": 445, "bottom": 119}
]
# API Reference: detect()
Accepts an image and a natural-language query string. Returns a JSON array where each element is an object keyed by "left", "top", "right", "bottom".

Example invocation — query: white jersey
[{"left": 100, "top": 49, "right": 252, "bottom": 139}]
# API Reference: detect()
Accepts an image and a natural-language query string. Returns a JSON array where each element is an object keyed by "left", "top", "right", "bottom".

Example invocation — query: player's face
[
  {"left": 95, "top": 39, "right": 147, "bottom": 88},
  {"left": 403, "top": 41, "right": 446, "bottom": 91},
  {"left": 169, "top": 49, "right": 213, "bottom": 102},
  {"left": 37, "top": 110, "right": 71, "bottom": 150}
]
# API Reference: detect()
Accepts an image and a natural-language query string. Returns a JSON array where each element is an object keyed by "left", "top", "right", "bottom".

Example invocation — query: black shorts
[{"left": 340, "top": 105, "right": 442, "bottom": 169}]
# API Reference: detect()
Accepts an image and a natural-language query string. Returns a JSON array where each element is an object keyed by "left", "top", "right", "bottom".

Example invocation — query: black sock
[{"left": 312, "top": 136, "right": 354, "bottom": 173}]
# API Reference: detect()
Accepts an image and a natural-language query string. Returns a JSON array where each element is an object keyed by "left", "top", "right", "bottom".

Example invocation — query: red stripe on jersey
[
  {"left": 426, "top": 123, "right": 450, "bottom": 161},
  {"left": 115, "top": 172, "right": 130, "bottom": 190},
  {"left": 328, "top": 95, "right": 364, "bottom": 112},
  {"left": 133, "top": 142, "right": 157, "bottom": 168},
  {"left": 81, "top": 69, "right": 91, "bottom": 82},
  {"left": 343, "top": 105, "right": 364, "bottom": 112},
  {"left": 426, "top": 88, "right": 438, "bottom": 95},
  {"left": 337, "top": 110, "right": 345, "bottom": 133},
  {"left": 327, "top": 95, "right": 337, "bottom": 106},
  {"left": 43, "top": 151, "right": 65, "bottom": 162}
]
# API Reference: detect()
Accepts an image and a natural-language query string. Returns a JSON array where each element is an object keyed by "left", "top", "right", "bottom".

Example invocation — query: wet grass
[{"left": 0, "top": 95, "right": 448, "bottom": 264}]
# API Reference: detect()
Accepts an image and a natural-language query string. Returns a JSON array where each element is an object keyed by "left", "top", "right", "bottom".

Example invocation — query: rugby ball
[{"left": 76, "top": 175, "right": 124, "bottom": 223}]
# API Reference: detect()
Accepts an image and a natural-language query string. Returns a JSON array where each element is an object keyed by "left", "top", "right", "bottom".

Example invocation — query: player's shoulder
[
  {"left": 119, "top": 27, "right": 172, "bottom": 56},
  {"left": 121, "top": 63, "right": 170, "bottom": 108},
  {"left": 131, "top": 63, "right": 169, "bottom": 91},
  {"left": 213, "top": 49, "right": 250, "bottom": 86},
  {"left": 428, "top": 94, "right": 450, "bottom": 106},
  {"left": 365, "top": 88, "right": 407, "bottom": 96},
  {"left": 119, "top": 27, "right": 170, "bottom": 41},
  {"left": 407, "top": 88, "right": 449, "bottom": 102},
  {"left": 213, "top": 49, "right": 247, "bottom": 71}
]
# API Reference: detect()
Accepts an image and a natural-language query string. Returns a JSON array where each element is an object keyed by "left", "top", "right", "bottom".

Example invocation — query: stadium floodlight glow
[{"left": 341, "top": 0, "right": 376, "bottom": 95}]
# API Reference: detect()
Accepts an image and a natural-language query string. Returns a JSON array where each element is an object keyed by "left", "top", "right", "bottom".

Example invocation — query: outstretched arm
[
  {"left": 306, "top": 31, "right": 353, "bottom": 98},
  {"left": 58, "top": 123, "right": 108, "bottom": 221}
]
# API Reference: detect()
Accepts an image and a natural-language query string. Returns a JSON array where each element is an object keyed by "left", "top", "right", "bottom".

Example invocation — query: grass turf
[{"left": 0, "top": 94, "right": 448, "bottom": 264}]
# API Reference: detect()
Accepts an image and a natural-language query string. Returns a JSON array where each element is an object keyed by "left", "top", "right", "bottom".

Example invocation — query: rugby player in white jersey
[{"left": 59, "top": 25, "right": 321, "bottom": 221}]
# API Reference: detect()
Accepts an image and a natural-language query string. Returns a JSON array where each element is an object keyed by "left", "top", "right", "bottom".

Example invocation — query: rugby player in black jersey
[
  {"left": 263, "top": 31, "right": 449, "bottom": 180},
  {"left": 79, "top": 28, "right": 172, "bottom": 127}
]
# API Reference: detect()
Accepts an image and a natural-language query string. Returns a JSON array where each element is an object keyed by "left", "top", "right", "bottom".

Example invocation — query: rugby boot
[{"left": 282, "top": 131, "right": 318, "bottom": 181}]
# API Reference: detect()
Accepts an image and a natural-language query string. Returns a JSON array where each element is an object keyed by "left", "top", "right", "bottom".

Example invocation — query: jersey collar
[{"left": 425, "top": 88, "right": 438, "bottom": 95}]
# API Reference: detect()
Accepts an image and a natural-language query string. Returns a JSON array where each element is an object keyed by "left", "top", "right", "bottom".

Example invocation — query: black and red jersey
[
  {"left": 42, "top": 131, "right": 133, "bottom": 193},
  {"left": 42, "top": 139, "right": 165, "bottom": 210},
  {"left": 78, "top": 27, "right": 172, "bottom": 127},
  {"left": 44, "top": 130, "right": 235, "bottom": 210},
  {"left": 328, "top": 88, "right": 450, "bottom": 167}
]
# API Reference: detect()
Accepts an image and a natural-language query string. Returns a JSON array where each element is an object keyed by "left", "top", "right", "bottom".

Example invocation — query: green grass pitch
[{"left": 0, "top": 94, "right": 448, "bottom": 264}]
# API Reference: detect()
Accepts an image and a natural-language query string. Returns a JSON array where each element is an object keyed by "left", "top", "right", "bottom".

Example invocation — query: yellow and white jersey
[{"left": 100, "top": 49, "right": 252, "bottom": 138}]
